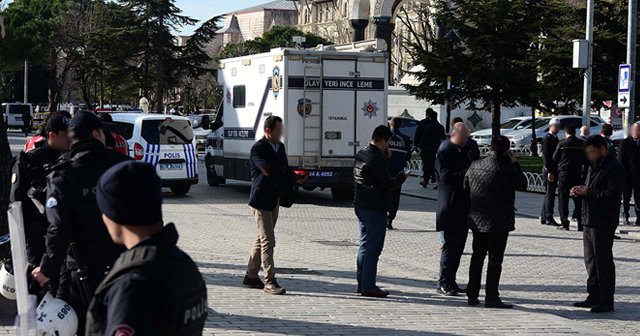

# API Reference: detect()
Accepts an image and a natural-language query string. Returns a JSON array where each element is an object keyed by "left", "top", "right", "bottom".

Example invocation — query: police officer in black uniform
[
  {"left": 540, "top": 118, "right": 560, "bottom": 226},
  {"left": 86, "top": 161, "right": 207, "bottom": 335},
  {"left": 552, "top": 124, "right": 586, "bottom": 231},
  {"left": 31, "top": 111, "right": 129, "bottom": 335},
  {"left": 10, "top": 113, "right": 70, "bottom": 267},
  {"left": 387, "top": 117, "right": 412, "bottom": 230}
]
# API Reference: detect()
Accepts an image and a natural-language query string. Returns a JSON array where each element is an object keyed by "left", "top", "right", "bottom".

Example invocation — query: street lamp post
[
  {"left": 626, "top": 0, "right": 637, "bottom": 135},
  {"left": 582, "top": 0, "right": 594, "bottom": 127}
]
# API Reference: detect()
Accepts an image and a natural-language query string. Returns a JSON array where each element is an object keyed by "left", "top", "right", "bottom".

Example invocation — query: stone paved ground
[{"left": 1, "top": 137, "right": 638, "bottom": 334}]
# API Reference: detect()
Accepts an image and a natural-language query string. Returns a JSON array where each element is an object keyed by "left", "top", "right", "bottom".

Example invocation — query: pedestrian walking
[
  {"left": 354, "top": 125, "right": 407, "bottom": 297},
  {"left": 451, "top": 117, "right": 480, "bottom": 162},
  {"left": 86, "top": 161, "right": 207, "bottom": 335},
  {"left": 619, "top": 122, "right": 640, "bottom": 226},
  {"left": 10, "top": 113, "right": 70, "bottom": 268},
  {"left": 435, "top": 122, "right": 471, "bottom": 296},
  {"left": 571, "top": 135, "right": 623, "bottom": 313},
  {"left": 415, "top": 108, "right": 446, "bottom": 188},
  {"left": 464, "top": 136, "right": 528, "bottom": 308},
  {"left": 21, "top": 108, "right": 32, "bottom": 136},
  {"left": 31, "top": 112, "right": 130, "bottom": 335},
  {"left": 540, "top": 118, "right": 560, "bottom": 226},
  {"left": 553, "top": 124, "right": 587, "bottom": 231},
  {"left": 387, "top": 117, "right": 412, "bottom": 230},
  {"left": 243, "top": 116, "right": 306, "bottom": 295}
]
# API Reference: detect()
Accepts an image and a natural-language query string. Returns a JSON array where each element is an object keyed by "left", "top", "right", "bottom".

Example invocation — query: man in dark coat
[
  {"left": 553, "top": 124, "right": 587, "bottom": 231},
  {"left": 452, "top": 117, "right": 480, "bottom": 162},
  {"left": 540, "top": 118, "right": 560, "bottom": 226},
  {"left": 354, "top": 125, "right": 407, "bottom": 297},
  {"left": 464, "top": 136, "right": 528, "bottom": 308},
  {"left": 387, "top": 118, "right": 412, "bottom": 230},
  {"left": 618, "top": 122, "right": 640, "bottom": 226},
  {"left": 415, "top": 108, "right": 446, "bottom": 188},
  {"left": 571, "top": 135, "right": 624, "bottom": 313},
  {"left": 244, "top": 116, "right": 306, "bottom": 295},
  {"left": 435, "top": 122, "right": 471, "bottom": 296}
]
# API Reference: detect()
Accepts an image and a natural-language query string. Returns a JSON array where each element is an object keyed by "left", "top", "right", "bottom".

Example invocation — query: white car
[
  {"left": 109, "top": 113, "right": 199, "bottom": 196},
  {"left": 471, "top": 117, "right": 533, "bottom": 147},
  {"left": 507, "top": 116, "right": 604, "bottom": 149}
]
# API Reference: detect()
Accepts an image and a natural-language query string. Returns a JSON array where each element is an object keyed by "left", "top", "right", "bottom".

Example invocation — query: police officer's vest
[{"left": 85, "top": 243, "right": 208, "bottom": 335}]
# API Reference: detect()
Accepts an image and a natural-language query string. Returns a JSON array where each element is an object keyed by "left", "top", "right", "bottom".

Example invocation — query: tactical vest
[{"left": 85, "top": 244, "right": 208, "bottom": 335}]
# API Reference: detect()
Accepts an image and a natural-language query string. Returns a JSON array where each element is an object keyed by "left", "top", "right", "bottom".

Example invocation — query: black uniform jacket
[
  {"left": 353, "top": 144, "right": 405, "bottom": 211},
  {"left": 85, "top": 224, "right": 207, "bottom": 336},
  {"left": 619, "top": 136, "right": 640, "bottom": 183},
  {"left": 553, "top": 136, "right": 587, "bottom": 176},
  {"left": 542, "top": 132, "right": 559, "bottom": 174},
  {"left": 40, "top": 139, "right": 129, "bottom": 282},
  {"left": 581, "top": 152, "right": 624, "bottom": 228}
]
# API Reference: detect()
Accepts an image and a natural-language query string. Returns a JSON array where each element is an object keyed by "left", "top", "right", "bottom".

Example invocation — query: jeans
[
  {"left": 541, "top": 169, "right": 557, "bottom": 220},
  {"left": 466, "top": 232, "right": 509, "bottom": 301},
  {"left": 387, "top": 186, "right": 402, "bottom": 223},
  {"left": 438, "top": 228, "right": 468, "bottom": 288},
  {"left": 356, "top": 208, "right": 388, "bottom": 290},
  {"left": 584, "top": 225, "right": 616, "bottom": 305}
]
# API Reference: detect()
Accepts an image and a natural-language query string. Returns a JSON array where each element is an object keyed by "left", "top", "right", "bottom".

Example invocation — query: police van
[
  {"left": 2, "top": 102, "right": 33, "bottom": 129},
  {"left": 205, "top": 40, "right": 389, "bottom": 199},
  {"left": 109, "top": 113, "right": 198, "bottom": 196}
]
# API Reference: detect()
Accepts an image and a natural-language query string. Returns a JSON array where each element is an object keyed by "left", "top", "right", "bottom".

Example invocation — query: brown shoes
[{"left": 263, "top": 281, "right": 286, "bottom": 295}]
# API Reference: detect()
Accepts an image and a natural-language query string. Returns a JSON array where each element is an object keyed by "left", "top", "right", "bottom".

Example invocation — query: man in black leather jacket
[
  {"left": 571, "top": 135, "right": 624, "bottom": 313},
  {"left": 353, "top": 125, "right": 406, "bottom": 298}
]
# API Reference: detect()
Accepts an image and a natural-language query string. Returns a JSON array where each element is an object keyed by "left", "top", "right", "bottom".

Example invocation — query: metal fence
[{"left": 405, "top": 159, "right": 545, "bottom": 193}]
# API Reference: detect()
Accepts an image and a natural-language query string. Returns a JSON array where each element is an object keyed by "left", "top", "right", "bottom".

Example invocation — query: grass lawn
[{"left": 515, "top": 155, "right": 543, "bottom": 174}]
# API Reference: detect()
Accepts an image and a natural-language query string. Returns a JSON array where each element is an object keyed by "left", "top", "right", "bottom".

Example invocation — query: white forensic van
[
  {"left": 2, "top": 102, "right": 33, "bottom": 129},
  {"left": 205, "top": 42, "right": 389, "bottom": 199},
  {"left": 109, "top": 113, "right": 199, "bottom": 196}
]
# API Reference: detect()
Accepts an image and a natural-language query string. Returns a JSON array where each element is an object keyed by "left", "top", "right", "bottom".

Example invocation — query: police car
[{"left": 109, "top": 113, "right": 198, "bottom": 196}]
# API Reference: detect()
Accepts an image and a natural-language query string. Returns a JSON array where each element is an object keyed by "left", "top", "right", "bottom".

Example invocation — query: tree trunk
[
  {"left": 48, "top": 48, "right": 60, "bottom": 113},
  {"left": 491, "top": 96, "right": 501, "bottom": 137}
]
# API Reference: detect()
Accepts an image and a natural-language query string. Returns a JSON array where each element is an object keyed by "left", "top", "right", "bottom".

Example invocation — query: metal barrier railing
[{"left": 406, "top": 159, "right": 545, "bottom": 193}]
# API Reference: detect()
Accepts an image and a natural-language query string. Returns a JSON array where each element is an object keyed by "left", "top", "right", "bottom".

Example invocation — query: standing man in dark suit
[
  {"left": 435, "top": 122, "right": 471, "bottom": 296},
  {"left": 571, "top": 135, "right": 624, "bottom": 313},
  {"left": 243, "top": 116, "right": 307, "bottom": 295},
  {"left": 464, "top": 136, "right": 528, "bottom": 308},
  {"left": 416, "top": 108, "right": 446, "bottom": 188},
  {"left": 553, "top": 124, "right": 587, "bottom": 231},
  {"left": 619, "top": 122, "right": 640, "bottom": 226},
  {"left": 541, "top": 118, "right": 560, "bottom": 226},
  {"left": 387, "top": 118, "right": 412, "bottom": 230}
]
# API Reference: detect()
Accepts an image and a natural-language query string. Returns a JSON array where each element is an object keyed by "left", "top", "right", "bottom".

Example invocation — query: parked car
[
  {"left": 506, "top": 116, "right": 604, "bottom": 149},
  {"left": 387, "top": 116, "right": 419, "bottom": 143},
  {"left": 471, "top": 117, "right": 533, "bottom": 147},
  {"left": 187, "top": 114, "right": 215, "bottom": 155},
  {"left": 611, "top": 129, "right": 625, "bottom": 147},
  {"left": 109, "top": 113, "right": 199, "bottom": 196}
]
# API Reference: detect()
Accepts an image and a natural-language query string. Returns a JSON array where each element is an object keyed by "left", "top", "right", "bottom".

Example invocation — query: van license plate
[
  {"left": 309, "top": 171, "right": 334, "bottom": 178},
  {"left": 160, "top": 163, "right": 183, "bottom": 171}
]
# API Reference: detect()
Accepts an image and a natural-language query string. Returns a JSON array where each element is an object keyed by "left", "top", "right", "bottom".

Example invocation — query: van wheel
[
  {"left": 171, "top": 185, "right": 191, "bottom": 196},
  {"left": 205, "top": 156, "right": 219, "bottom": 186},
  {"left": 331, "top": 187, "right": 353, "bottom": 200}
]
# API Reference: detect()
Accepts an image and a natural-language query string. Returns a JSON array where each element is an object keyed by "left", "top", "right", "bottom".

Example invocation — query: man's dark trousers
[
  {"left": 584, "top": 226, "right": 616, "bottom": 306},
  {"left": 622, "top": 179, "right": 640, "bottom": 220},
  {"left": 438, "top": 228, "right": 468, "bottom": 288},
  {"left": 421, "top": 151, "right": 437, "bottom": 183},
  {"left": 558, "top": 172, "right": 582, "bottom": 227},
  {"left": 466, "top": 232, "right": 509, "bottom": 301},
  {"left": 356, "top": 208, "right": 387, "bottom": 290},
  {"left": 387, "top": 186, "right": 402, "bottom": 223},
  {"left": 541, "top": 168, "right": 557, "bottom": 221}
]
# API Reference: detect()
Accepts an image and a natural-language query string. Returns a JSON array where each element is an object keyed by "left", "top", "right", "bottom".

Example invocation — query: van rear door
[{"left": 140, "top": 118, "right": 198, "bottom": 180}]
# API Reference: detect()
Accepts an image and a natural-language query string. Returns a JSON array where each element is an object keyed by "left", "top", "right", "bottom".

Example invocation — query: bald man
[
  {"left": 579, "top": 126, "right": 590, "bottom": 140},
  {"left": 435, "top": 122, "right": 472, "bottom": 296},
  {"left": 619, "top": 122, "right": 640, "bottom": 225}
]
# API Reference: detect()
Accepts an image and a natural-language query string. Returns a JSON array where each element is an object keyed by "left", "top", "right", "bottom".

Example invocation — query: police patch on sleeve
[
  {"left": 114, "top": 325, "right": 135, "bottom": 336},
  {"left": 46, "top": 197, "right": 58, "bottom": 208}
]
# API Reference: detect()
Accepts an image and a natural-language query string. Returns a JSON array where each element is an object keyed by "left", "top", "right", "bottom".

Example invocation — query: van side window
[
  {"left": 233, "top": 85, "right": 246, "bottom": 108},
  {"left": 113, "top": 121, "right": 135, "bottom": 140}
]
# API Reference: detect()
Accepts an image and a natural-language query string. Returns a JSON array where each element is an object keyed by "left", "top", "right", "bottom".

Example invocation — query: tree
[
  {"left": 219, "top": 26, "right": 332, "bottom": 59},
  {"left": 405, "top": 0, "right": 544, "bottom": 136}
]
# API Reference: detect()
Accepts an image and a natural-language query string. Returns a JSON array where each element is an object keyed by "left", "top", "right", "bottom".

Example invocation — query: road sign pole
[
  {"left": 582, "top": 0, "right": 595, "bottom": 127},
  {"left": 626, "top": 0, "right": 637, "bottom": 136}
]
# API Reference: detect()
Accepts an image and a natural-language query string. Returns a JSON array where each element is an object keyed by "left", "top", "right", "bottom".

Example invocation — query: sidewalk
[{"left": 402, "top": 176, "right": 640, "bottom": 239}]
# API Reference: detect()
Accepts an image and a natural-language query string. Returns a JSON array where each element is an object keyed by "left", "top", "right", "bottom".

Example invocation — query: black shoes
[
  {"left": 467, "top": 297, "right": 480, "bottom": 306},
  {"left": 573, "top": 299, "right": 598, "bottom": 308},
  {"left": 361, "top": 287, "right": 389, "bottom": 298},
  {"left": 546, "top": 217, "right": 560, "bottom": 227},
  {"left": 453, "top": 284, "right": 466, "bottom": 294},
  {"left": 590, "top": 304, "right": 614, "bottom": 313},
  {"left": 557, "top": 225, "right": 569, "bottom": 231},
  {"left": 387, "top": 221, "right": 394, "bottom": 230},
  {"left": 623, "top": 215, "right": 630, "bottom": 226},
  {"left": 437, "top": 286, "right": 458, "bottom": 296},
  {"left": 485, "top": 298, "right": 513, "bottom": 309},
  {"left": 539, "top": 217, "right": 547, "bottom": 225},
  {"left": 263, "top": 281, "right": 286, "bottom": 295},
  {"left": 243, "top": 276, "right": 264, "bottom": 289}
]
